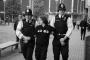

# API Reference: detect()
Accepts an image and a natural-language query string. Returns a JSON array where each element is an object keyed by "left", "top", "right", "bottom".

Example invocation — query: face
[
  {"left": 37, "top": 17, "right": 43, "bottom": 25},
  {"left": 28, "top": 15, "right": 32, "bottom": 20},
  {"left": 25, "top": 15, "right": 32, "bottom": 19},
  {"left": 25, "top": 15, "right": 32, "bottom": 22},
  {"left": 59, "top": 10, "right": 65, "bottom": 15}
]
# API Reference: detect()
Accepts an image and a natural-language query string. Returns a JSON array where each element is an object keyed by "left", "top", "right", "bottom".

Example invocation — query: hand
[
  {"left": 60, "top": 38, "right": 65, "bottom": 46},
  {"left": 60, "top": 38, "right": 65, "bottom": 42},
  {"left": 23, "top": 40, "right": 28, "bottom": 43},
  {"left": 23, "top": 36, "right": 31, "bottom": 43},
  {"left": 60, "top": 41, "right": 65, "bottom": 46}
]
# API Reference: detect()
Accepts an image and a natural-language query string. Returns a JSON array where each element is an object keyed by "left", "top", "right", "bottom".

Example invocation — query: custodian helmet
[
  {"left": 58, "top": 3, "right": 66, "bottom": 11},
  {"left": 25, "top": 9, "right": 33, "bottom": 16}
]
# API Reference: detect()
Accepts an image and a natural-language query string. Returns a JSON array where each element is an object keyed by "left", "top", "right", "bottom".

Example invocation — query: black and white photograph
[{"left": 0, "top": 0, "right": 90, "bottom": 60}]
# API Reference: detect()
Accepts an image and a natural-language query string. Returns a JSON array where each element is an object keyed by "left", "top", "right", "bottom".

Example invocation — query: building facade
[
  {"left": 0, "top": 0, "right": 86, "bottom": 16},
  {"left": 0, "top": 0, "right": 86, "bottom": 14}
]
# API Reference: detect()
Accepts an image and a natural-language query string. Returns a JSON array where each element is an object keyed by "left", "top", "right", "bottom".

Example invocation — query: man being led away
[{"left": 35, "top": 16, "right": 54, "bottom": 60}]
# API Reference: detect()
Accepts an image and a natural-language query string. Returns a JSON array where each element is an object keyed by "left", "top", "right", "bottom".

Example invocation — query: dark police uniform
[
  {"left": 53, "top": 14, "right": 71, "bottom": 60},
  {"left": 21, "top": 20, "right": 35, "bottom": 60},
  {"left": 16, "top": 9, "right": 35, "bottom": 60},
  {"left": 35, "top": 25, "right": 54, "bottom": 60},
  {"left": 16, "top": 20, "right": 35, "bottom": 60},
  {"left": 50, "top": 3, "right": 73, "bottom": 60},
  {"left": 80, "top": 20, "right": 87, "bottom": 40}
]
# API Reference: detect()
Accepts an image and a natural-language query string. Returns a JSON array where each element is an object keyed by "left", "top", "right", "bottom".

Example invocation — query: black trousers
[
  {"left": 35, "top": 45, "right": 48, "bottom": 60},
  {"left": 81, "top": 27, "right": 86, "bottom": 40},
  {"left": 53, "top": 35, "right": 69, "bottom": 60},
  {"left": 20, "top": 39, "right": 35, "bottom": 60}
]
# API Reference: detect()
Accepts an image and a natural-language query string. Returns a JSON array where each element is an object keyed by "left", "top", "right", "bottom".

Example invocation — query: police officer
[
  {"left": 16, "top": 9, "right": 35, "bottom": 60},
  {"left": 50, "top": 3, "right": 73, "bottom": 60},
  {"left": 80, "top": 17, "right": 87, "bottom": 40},
  {"left": 35, "top": 16, "right": 54, "bottom": 60}
]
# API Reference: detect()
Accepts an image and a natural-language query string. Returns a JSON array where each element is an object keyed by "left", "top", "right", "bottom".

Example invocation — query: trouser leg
[
  {"left": 52, "top": 36, "right": 61, "bottom": 60},
  {"left": 21, "top": 43, "right": 27, "bottom": 59},
  {"left": 35, "top": 46, "right": 41, "bottom": 60},
  {"left": 53, "top": 44, "right": 60, "bottom": 60},
  {"left": 26, "top": 45, "right": 34, "bottom": 60},
  {"left": 21, "top": 42, "right": 35, "bottom": 60},
  {"left": 61, "top": 37, "right": 69, "bottom": 60},
  {"left": 35, "top": 45, "right": 48, "bottom": 60},
  {"left": 83, "top": 28, "right": 86, "bottom": 40},
  {"left": 61, "top": 44, "right": 69, "bottom": 60},
  {"left": 40, "top": 46, "right": 48, "bottom": 60},
  {"left": 53, "top": 36, "right": 69, "bottom": 60},
  {"left": 81, "top": 28, "right": 83, "bottom": 40}
]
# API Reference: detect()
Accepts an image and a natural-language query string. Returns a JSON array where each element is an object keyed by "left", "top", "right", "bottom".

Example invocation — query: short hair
[{"left": 40, "top": 16, "right": 48, "bottom": 25}]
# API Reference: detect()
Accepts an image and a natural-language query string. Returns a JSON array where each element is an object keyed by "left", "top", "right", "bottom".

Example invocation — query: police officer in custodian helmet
[
  {"left": 16, "top": 9, "right": 35, "bottom": 60},
  {"left": 50, "top": 3, "right": 73, "bottom": 60}
]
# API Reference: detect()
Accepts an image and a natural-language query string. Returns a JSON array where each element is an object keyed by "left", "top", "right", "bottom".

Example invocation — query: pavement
[{"left": 0, "top": 24, "right": 88, "bottom": 60}]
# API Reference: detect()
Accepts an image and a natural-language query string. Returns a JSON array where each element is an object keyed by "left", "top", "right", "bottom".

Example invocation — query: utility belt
[
  {"left": 57, "top": 33, "right": 66, "bottom": 36},
  {"left": 54, "top": 33, "right": 66, "bottom": 38},
  {"left": 54, "top": 33, "right": 69, "bottom": 42},
  {"left": 20, "top": 36, "right": 35, "bottom": 43},
  {"left": 81, "top": 27, "right": 86, "bottom": 29}
]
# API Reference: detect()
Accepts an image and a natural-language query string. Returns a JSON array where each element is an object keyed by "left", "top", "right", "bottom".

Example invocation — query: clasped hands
[
  {"left": 22, "top": 35, "right": 31, "bottom": 43},
  {"left": 60, "top": 37, "right": 66, "bottom": 46}
]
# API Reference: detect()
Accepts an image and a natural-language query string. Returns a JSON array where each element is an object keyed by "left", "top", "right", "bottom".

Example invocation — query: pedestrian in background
[{"left": 80, "top": 16, "right": 88, "bottom": 40}]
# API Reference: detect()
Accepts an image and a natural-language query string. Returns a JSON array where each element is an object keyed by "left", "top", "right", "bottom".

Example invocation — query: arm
[
  {"left": 64, "top": 17, "right": 73, "bottom": 39},
  {"left": 49, "top": 15, "right": 55, "bottom": 27},
  {"left": 16, "top": 21, "right": 24, "bottom": 39}
]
